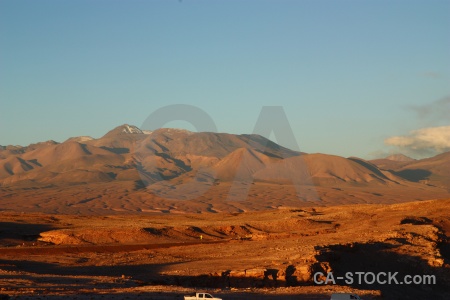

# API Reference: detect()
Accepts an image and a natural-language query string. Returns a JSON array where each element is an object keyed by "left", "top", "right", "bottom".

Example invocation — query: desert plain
[{"left": 0, "top": 199, "right": 449, "bottom": 299}]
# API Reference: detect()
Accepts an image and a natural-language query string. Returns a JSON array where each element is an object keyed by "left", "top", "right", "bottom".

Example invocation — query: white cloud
[{"left": 385, "top": 126, "right": 450, "bottom": 157}]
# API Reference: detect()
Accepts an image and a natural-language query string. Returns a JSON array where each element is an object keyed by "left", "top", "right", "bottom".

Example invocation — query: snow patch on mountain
[{"left": 122, "top": 125, "right": 143, "bottom": 134}]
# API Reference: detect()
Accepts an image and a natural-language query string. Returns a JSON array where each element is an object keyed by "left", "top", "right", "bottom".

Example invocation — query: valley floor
[{"left": 1, "top": 199, "right": 449, "bottom": 299}]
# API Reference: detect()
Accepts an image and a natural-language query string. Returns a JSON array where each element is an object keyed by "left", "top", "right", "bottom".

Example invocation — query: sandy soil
[
  {"left": 1, "top": 199, "right": 449, "bottom": 299},
  {"left": 2, "top": 180, "right": 448, "bottom": 215}
]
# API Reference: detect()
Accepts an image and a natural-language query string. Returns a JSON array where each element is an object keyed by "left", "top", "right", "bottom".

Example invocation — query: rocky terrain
[{"left": 0, "top": 199, "right": 449, "bottom": 299}]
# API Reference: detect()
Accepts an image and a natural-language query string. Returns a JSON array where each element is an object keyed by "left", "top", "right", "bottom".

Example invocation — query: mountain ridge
[{"left": 1, "top": 124, "right": 449, "bottom": 214}]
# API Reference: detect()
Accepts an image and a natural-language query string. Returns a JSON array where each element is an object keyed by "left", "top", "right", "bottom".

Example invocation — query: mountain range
[{"left": 1, "top": 124, "right": 449, "bottom": 214}]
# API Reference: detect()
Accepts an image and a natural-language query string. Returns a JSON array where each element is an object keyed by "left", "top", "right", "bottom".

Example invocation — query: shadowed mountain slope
[
  {"left": 1, "top": 125, "right": 449, "bottom": 214},
  {"left": 371, "top": 152, "right": 450, "bottom": 189}
]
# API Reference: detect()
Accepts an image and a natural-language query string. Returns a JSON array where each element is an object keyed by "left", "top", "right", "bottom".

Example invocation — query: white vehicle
[
  {"left": 330, "top": 293, "right": 362, "bottom": 300},
  {"left": 184, "top": 292, "right": 222, "bottom": 300}
]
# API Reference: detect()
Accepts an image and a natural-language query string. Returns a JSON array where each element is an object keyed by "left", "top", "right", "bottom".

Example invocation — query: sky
[{"left": 1, "top": 0, "right": 449, "bottom": 159}]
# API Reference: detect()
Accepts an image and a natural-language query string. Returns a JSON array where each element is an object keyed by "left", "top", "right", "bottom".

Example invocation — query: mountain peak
[
  {"left": 121, "top": 124, "right": 143, "bottom": 134},
  {"left": 27, "top": 140, "right": 59, "bottom": 148},
  {"left": 102, "top": 124, "right": 145, "bottom": 138},
  {"left": 64, "top": 136, "right": 94, "bottom": 143},
  {"left": 385, "top": 154, "right": 415, "bottom": 162}
]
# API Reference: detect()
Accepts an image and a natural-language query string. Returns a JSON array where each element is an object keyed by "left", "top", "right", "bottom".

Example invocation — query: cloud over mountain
[{"left": 385, "top": 126, "right": 450, "bottom": 157}]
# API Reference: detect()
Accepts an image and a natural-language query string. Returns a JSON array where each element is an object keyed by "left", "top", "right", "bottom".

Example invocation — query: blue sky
[{"left": 1, "top": 0, "right": 449, "bottom": 159}]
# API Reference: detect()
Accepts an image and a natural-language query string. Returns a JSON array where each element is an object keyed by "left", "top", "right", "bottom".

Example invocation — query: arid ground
[{"left": 1, "top": 199, "right": 449, "bottom": 299}]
